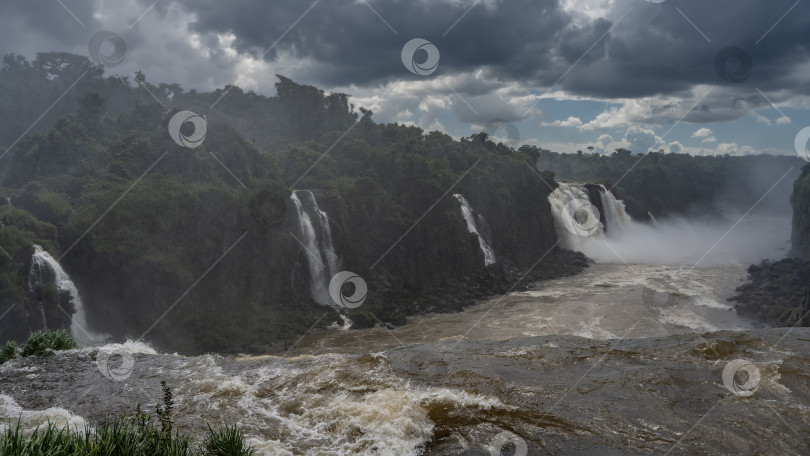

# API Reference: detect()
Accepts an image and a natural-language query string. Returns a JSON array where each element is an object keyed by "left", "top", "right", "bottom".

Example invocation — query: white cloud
[
  {"left": 702, "top": 136, "right": 717, "bottom": 143},
  {"left": 668, "top": 141, "right": 684, "bottom": 154},
  {"left": 541, "top": 116, "right": 583, "bottom": 127},
  {"left": 624, "top": 125, "right": 665, "bottom": 153},
  {"left": 755, "top": 115, "right": 772, "bottom": 125},
  {"left": 715, "top": 142, "right": 756, "bottom": 156},
  {"left": 692, "top": 128, "right": 713, "bottom": 138}
]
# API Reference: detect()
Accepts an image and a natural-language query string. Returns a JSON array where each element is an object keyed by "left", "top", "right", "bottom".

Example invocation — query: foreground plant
[
  {"left": 204, "top": 425, "right": 256, "bottom": 456},
  {"left": 0, "top": 382, "right": 254, "bottom": 456},
  {"left": 0, "top": 329, "right": 78, "bottom": 364},
  {"left": 0, "top": 341, "right": 19, "bottom": 364},
  {"left": 20, "top": 329, "right": 78, "bottom": 357}
]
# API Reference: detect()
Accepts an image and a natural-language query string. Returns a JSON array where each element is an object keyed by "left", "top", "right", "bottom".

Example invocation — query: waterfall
[
  {"left": 598, "top": 185, "right": 631, "bottom": 233},
  {"left": 29, "top": 245, "right": 102, "bottom": 345},
  {"left": 548, "top": 183, "right": 604, "bottom": 248},
  {"left": 291, "top": 191, "right": 341, "bottom": 306},
  {"left": 549, "top": 182, "right": 636, "bottom": 249},
  {"left": 453, "top": 194, "right": 496, "bottom": 265}
]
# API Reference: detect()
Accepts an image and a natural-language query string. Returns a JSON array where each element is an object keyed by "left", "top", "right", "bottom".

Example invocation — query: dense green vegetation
[
  {"left": 0, "top": 381, "right": 254, "bottom": 456},
  {"left": 0, "top": 329, "right": 77, "bottom": 364},
  {"left": 0, "top": 51, "right": 806, "bottom": 353}
]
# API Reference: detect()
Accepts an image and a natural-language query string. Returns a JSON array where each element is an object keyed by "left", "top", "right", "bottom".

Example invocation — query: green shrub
[
  {"left": 0, "top": 382, "right": 254, "bottom": 456},
  {"left": 204, "top": 425, "right": 255, "bottom": 456},
  {"left": 0, "top": 341, "right": 19, "bottom": 364},
  {"left": 20, "top": 329, "right": 78, "bottom": 357}
]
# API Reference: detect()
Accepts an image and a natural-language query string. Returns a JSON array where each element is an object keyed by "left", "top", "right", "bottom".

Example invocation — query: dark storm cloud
[
  {"left": 1, "top": 0, "right": 808, "bottom": 102},
  {"left": 0, "top": 1, "right": 102, "bottom": 57},
  {"left": 171, "top": 0, "right": 810, "bottom": 99},
  {"left": 175, "top": 0, "right": 573, "bottom": 85}
]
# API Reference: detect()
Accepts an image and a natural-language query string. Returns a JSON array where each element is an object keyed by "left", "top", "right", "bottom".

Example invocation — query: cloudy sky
[{"left": 2, "top": 0, "right": 809, "bottom": 156}]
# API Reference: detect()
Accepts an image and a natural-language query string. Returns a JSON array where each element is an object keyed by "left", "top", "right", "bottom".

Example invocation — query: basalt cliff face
[
  {"left": 792, "top": 164, "right": 810, "bottom": 259},
  {"left": 730, "top": 163, "right": 810, "bottom": 327},
  {"left": 0, "top": 60, "right": 584, "bottom": 354}
]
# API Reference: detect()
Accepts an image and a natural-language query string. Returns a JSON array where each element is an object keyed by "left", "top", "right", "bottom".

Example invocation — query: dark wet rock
[
  {"left": 792, "top": 164, "right": 810, "bottom": 259},
  {"left": 729, "top": 258, "right": 810, "bottom": 327}
]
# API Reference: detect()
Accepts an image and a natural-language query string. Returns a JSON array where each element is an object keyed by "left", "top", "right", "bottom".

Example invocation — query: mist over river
[{"left": 2, "top": 204, "right": 809, "bottom": 455}]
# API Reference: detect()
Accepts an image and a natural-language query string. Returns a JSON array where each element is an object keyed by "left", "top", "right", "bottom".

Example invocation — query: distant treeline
[{"left": 0, "top": 51, "right": 805, "bottom": 353}]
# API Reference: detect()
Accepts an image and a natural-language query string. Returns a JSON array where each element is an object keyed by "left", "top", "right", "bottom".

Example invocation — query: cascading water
[
  {"left": 291, "top": 191, "right": 341, "bottom": 306},
  {"left": 28, "top": 245, "right": 103, "bottom": 345},
  {"left": 453, "top": 194, "right": 496, "bottom": 265},
  {"left": 598, "top": 185, "right": 631, "bottom": 233},
  {"left": 548, "top": 183, "right": 606, "bottom": 248}
]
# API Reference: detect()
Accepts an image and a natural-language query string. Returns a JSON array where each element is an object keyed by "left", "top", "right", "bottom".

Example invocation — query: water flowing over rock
[
  {"left": 597, "top": 184, "right": 631, "bottom": 233},
  {"left": 28, "top": 245, "right": 103, "bottom": 345},
  {"left": 547, "top": 183, "right": 633, "bottom": 249},
  {"left": 291, "top": 191, "right": 341, "bottom": 306},
  {"left": 453, "top": 194, "right": 496, "bottom": 265}
]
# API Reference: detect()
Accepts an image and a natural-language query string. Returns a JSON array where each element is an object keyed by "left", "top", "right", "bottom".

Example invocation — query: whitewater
[{"left": 2, "top": 185, "right": 808, "bottom": 455}]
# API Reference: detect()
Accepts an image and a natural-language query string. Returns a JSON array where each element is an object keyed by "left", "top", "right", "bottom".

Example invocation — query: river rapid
[
  {"left": 1, "top": 259, "right": 809, "bottom": 455},
  {"left": 1, "top": 188, "right": 808, "bottom": 455}
]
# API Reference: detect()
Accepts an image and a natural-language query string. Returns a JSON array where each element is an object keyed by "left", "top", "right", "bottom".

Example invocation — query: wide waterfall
[
  {"left": 548, "top": 183, "right": 605, "bottom": 248},
  {"left": 453, "top": 194, "right": 496, "bottom": 265},
  {"left": 548, "top": 183, "right": 632, "bottom": 249},
  {"left": 28, "top": 245, "right": 102, "bottom": 345},
  {"left": 291, "top": 191, "right": 341, "bottom": 306}
]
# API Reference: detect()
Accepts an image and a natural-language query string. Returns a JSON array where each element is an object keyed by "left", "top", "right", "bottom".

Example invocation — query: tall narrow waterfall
[
  {"left": 548, "top": 183, "right": 633, "bottom": 249},
  {"left": 291, "top": 191, "right": 341, "bottom": 306},
  {"left": 598, "top": 185, "right": 631, "bottom": 233},
  {"left": 29, "top": 245, "right": 102, "bottom": 344},
  {"left": 453, "top": 194, "right": 496, "bottom": 265}
]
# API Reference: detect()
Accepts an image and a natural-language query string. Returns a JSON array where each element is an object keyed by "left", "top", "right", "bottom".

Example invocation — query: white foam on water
[
  {"left": 155, "top": 352, "right": 507, "bottom": 455},
  {"left": 75, "top": 339, "right": 159, "bottom": 356},
  {"left": 0, "top": 394, "right": 88, "bottom": 435},
  {"left": 691, "top": 295, "right": 733, "bottom": 310},
  {"left": 572, "top": 321, "right": 619, "bottom": 339},
  {"left": 658, "top": 308, "right": 720, "bottom": 332}
]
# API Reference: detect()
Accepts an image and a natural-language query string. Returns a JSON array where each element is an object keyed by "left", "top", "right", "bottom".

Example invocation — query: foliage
[
  {"left": 20, "top": 329, "right": 78, "bottom": 357},
  {"left": 0, "top": 382, "right": 254, "bottom": 455},
  {"left": 156, "top": 380, "right": 175, "bottom": 437},
  {"left": 204, "top": 425, "right": 255, "bottom": 456},
  {"left": 0, "top": 341, "right": 19, "bottom": 364},
  {"left": 0, "top": 51, "right": 806, "bottom": 353}
]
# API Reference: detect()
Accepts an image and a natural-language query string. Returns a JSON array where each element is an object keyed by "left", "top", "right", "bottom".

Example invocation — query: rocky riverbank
[
  {"left": 729, "top": 258, "right": 810, "bottom": 327},
  {"left": 348, "top": 248, "right": 590, "bottom": 330}
]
